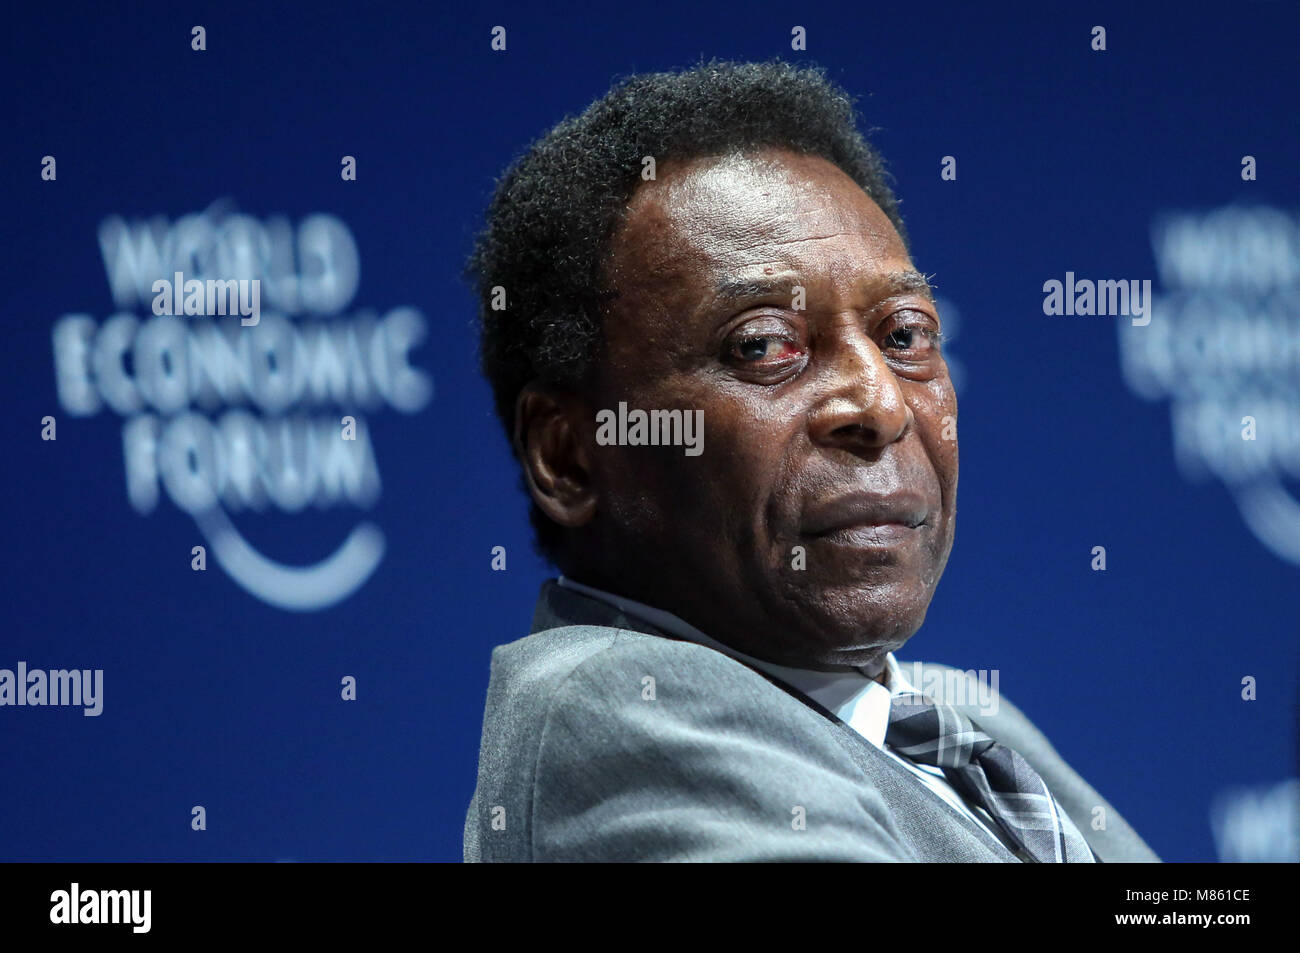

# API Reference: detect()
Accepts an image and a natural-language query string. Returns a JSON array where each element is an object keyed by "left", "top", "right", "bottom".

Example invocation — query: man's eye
[
  {"left": 731, "top": 336, "right": 800, "bottom": 363},
  {"left": 883, "top": 319, "right": 943, "bottom": 354}
]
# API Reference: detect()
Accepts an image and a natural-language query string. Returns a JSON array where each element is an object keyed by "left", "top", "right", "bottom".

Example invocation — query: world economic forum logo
[
  {"left": 1118, "top": 204, "right": 1300, "bottom": 567},
  {"left": 51, "top": 203, "right": 433, "bottom": 610}
]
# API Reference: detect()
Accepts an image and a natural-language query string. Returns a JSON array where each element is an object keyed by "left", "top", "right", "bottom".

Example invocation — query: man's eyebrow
[
  {"left": 888, "top": 270, "right": 937, "bottom": 302},
  {"left": 711, "top": 276, "right": 800, "bottom": 303},
  {"left": 711, "top": 270, "right": 936, "bottom": 305}
]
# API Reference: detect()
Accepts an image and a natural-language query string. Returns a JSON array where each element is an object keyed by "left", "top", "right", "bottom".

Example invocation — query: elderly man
[{"left": 462, "top": 59, "right": 1158, "bottom": 863}]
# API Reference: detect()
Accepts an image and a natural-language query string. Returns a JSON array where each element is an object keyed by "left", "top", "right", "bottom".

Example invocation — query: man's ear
[{"left": 513, "top": 382, "right": 598, "bottom": 529}]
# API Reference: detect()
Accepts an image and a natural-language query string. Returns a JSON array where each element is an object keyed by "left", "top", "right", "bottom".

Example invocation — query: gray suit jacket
[{"left": 464, "top": 580, "right": 1160, "bottom": 862}]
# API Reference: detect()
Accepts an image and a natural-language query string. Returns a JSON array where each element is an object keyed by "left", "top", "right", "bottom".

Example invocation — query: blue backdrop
[{"left": 3, "top": 0, "right": 1296, "bottom": 862}]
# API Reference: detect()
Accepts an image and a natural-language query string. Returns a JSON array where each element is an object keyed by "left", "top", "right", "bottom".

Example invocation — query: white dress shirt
[{"left": 556, "top": 575, "right": 1023, "bottom": 856}]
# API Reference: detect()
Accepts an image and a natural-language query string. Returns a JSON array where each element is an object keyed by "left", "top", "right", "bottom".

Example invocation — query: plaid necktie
[{"left": 885, "top": 691, "right": 1097, "bottom": 863}]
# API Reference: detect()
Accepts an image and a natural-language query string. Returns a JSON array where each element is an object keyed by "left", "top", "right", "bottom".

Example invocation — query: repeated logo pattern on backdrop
[
  {"left": 50, "top": 204, "right": 434, "bottom": 610},
  {"left": 1118, "top": 205, "right": 1300, "bottom": 567}
]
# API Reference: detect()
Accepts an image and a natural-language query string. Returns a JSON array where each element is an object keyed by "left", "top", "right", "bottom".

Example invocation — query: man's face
[{"left": 580, "top": 147, "right": 957, "bottom": 671}]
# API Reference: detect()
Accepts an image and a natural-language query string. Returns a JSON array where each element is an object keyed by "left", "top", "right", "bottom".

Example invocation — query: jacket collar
[{"left": 529, "top": 577, "right": 675, "bottom": 639}]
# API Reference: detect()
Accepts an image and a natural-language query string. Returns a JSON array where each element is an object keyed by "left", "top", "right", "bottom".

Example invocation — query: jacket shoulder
[
  {"left": 524, "top": 632, "right": 907, "bottom": 861},
  {"left": 469, "top": 627, "right": 907, "bottom": 862},
  {"left": 466, "top": 625, "right": 725, "bottom": 861}
]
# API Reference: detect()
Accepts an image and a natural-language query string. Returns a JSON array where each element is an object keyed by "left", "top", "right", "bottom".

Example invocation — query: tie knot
[{"left": 885, "top": 691, "right": 995, "bottom": 769}]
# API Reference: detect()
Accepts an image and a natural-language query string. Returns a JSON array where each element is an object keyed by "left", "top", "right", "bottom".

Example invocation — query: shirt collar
[{"left": 556, "top": 575, "right": 918, "bottom": 749}]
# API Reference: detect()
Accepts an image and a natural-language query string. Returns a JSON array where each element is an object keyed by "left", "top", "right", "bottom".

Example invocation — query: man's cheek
[{"left": 608, "top": 448, "right": 695, "bottom": 520}]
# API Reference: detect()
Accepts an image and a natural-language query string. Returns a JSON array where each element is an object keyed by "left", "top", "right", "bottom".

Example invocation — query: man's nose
[{"left": 807, "top": 325, "right": 911, "bottom": 453}]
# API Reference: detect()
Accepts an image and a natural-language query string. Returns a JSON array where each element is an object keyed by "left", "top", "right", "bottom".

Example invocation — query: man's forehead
[
  {"left": 625, "top": 151, "right": 884, "bottom": 240},
  {"left": 608, "top": 149, "right": 911, "bottom": 303}
]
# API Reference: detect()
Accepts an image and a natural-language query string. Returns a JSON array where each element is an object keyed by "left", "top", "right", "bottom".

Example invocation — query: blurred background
[{"left": 2, "top": 0, "right": 1296, "bottom": 862}]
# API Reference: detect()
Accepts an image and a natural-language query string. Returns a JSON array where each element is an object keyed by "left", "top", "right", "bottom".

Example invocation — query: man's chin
[{"left": 777, "top": 579, "right": 932, "bottom": 662}]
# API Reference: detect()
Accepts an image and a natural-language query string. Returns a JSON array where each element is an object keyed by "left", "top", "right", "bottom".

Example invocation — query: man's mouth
[{"left": 802, "top": 490, "right": 930, "bottom": 538}]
